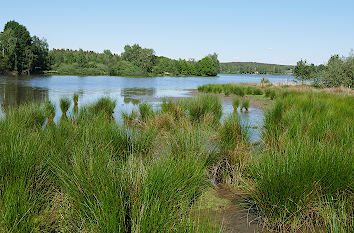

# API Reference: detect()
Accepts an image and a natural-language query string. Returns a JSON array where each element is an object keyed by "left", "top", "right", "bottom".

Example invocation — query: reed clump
[{"left": 247, "top": 91, "right": 354, "bottom": 231}]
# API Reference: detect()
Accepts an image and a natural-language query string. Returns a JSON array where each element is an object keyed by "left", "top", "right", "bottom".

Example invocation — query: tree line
[
  {"left": 293, "top": 52, "right": 354, "bottom": 88},
  {"left": 220, "top": 62, "right": 293, "bottom": 75},
  {"left": 0, "top": 21, "right": 220, "bottom": 77}
]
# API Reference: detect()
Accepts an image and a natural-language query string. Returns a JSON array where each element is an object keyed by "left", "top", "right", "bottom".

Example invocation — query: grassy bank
[
  {"left": 0, "top": 94, "right": 246, "bottom": 232},
  {"left": 0, "top": 88, "right": 352, "bottom": 232}
]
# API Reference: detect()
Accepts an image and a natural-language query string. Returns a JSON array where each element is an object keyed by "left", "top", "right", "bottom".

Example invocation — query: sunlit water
[{"left": 0, "top": 74, "right": 293, "bottom": 142}]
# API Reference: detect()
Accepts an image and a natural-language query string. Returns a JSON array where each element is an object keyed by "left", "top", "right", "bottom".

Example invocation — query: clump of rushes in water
[
  {"left": 44, "top": 101, "right": 56, "bottom": 124},
  {"left": 89, "top": 97, "right": 116, "bottom": 119},
  {"left": 232, "top": 97, "right": 240, "bottom": 111},
  {"left": 241, "top": 99, "right": 250, "bottom": 112},
  {"left": 73, "top": 93, "right": 79, "bottom": 106},
  {"left": 60, "top": 97, "right": 71, "bottom": 119}
]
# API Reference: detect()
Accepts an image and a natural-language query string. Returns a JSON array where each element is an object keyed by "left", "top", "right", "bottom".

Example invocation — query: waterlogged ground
[{"left": 0, "top": 74, "right": 291, "bottom": 141}]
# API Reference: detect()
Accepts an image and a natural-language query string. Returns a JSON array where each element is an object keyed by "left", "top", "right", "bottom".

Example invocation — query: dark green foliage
[
  {"left": 0, "top": 21, "right": 49, "bottom": 74},
  {"left": 321, "top": 53, "right": 354, "bottom": 87},
  {"left": 220, "top": 62, "right": 293, "bottom": 75},
  {"left": 50, "top": 46, "right": 220, "bottom": 77},
  {"left": 293, "top": 59, "right": 315, "bottom": 83}
]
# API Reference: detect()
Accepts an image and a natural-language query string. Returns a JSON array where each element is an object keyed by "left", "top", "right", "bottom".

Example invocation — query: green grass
[
  {"left": 232, "top": 96, "right": 240, "bottom": 110},
  {"left": 241, "top": 99, "right": 250, "bottom": 111},
  {"left": 1, "top": 91, "right": 352, "bottom": 232},
  {"left": 247, "top": 91, "right": 354, "bottom": 231},
  {"left": 60, "top": 97, "right": 71, "bottom": 117},
  {"left": 0, "top": 97, "right": 224, "bottom": 232}
]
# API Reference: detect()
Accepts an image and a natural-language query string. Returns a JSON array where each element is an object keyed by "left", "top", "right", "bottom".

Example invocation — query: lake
[{"left": 0, "top": 74, "right": 294, "bottom": 142}]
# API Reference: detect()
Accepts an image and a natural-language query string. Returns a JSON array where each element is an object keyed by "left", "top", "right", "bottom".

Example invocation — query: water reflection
[
  {"left": 0, "top": 74, "right": 287, "bottom": 141},
  {"left": 0, "top": 83, "right": 48, "bottom": 108}
]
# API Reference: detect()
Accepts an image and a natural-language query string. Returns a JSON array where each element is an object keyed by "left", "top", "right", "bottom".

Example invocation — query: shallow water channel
[{"left": 0, "top": 74, "right": 293, "bottom": 142}]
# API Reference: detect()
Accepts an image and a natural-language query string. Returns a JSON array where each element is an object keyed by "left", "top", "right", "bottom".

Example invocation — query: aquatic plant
[
  {"left": 232, "top": 96, "right": 240, "bottom": 111},
  {"left": 44, "top": 101, "right": 56, "bottom": 123},
  {"left": 241, "top": 99, "right": 250, "bottom": 112},
  {"left": 73, "top": 93, "right": 79, "bottom": 106},
  {"left": 89, "top": 97, "right": 116, "bottom": 119},
  {"left": 183, "top": 94, "right": 222, "bottom": 125},
  {"left": 60, "top": 97, "right": 71, "bottom": 118}
]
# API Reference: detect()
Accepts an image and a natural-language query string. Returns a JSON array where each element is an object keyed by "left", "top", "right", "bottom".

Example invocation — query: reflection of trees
[
  {"left": 121, "top": 88, "right": 155, "bottom": 97},
  {"left": 121, "top": 88, "right": 155, "bottom": 105},
  {"left": 0, "top": 81, "right": 49, "bottom": 109}
]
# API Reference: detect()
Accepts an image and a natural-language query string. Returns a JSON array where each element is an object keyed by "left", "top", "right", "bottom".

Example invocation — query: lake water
[{"left": 0, "top": 74, "right": 293, "bottom": 142}]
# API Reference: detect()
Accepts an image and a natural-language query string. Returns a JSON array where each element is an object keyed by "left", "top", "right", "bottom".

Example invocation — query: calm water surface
[{"left": 0, "top": 74, "right": 293, "bottom": 142}]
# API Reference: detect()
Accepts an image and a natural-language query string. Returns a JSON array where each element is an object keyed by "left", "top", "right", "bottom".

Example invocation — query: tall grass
[
  {"left": 247, "top": 92, "right": 354, "bottom": 231},
  {"left": 60, "top": 97, "right": 71, "bottom": 118},
  {"left": 182, "top": 94, "right": 222, "bottom": 125},
  {"left": 0, "top": 96, "right": 222, "bottom": 232}
]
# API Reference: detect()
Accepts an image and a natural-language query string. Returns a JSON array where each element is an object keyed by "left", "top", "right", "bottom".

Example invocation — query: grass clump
[
  {"left": 241, "top": 99, "right": 250, "bottom": 112},
  {"left": 138, "top": 102, "right": 154, "bottom": 121},
  {"left": 44, "top": 100, "right": 56, "bottom": 123},
  {"left": 88, "top": 97, "right": 116, "bottom": 118},
  {"left": 247, "top": 92, "right": 354, "bottom": 231},
  {"left": 183, "top": 94, "right": 222, "bottom": 125},
  {"left": 232, "top": 96, "right": 240, "bottom": 111},
  {"left": 60, "top": 97, "right": 71, "bottom": 118}
]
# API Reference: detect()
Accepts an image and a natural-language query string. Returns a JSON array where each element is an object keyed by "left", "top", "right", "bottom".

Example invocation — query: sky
[{"left": 1, "top": 0, "right": 353, "bottom": 65}]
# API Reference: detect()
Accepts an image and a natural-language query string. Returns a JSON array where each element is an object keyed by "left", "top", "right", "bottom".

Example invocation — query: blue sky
[{"left": 1, "top": 0, "right": 353, "bottom": 65}]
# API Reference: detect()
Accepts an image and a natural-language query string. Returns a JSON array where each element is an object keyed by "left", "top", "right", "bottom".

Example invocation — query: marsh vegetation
[{"left": 0, "top": 85, "right": 352, "bottom": 232}]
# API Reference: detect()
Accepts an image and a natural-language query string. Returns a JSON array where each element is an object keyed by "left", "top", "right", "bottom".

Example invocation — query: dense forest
[
  {"left": 0, "top": 21, "right": 219, "bottom": 77},
  {"left": 220, "top": 62, "right": 293, "bottom": 75},
  {"left": 49, "top": 46, "right": 220, "bottom": 77}
]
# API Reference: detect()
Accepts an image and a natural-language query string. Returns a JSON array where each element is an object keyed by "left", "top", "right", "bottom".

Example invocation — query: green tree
[
  {"left": 293, "top": 60, "right": 313, "bottom": 84},
  {"left": 122, "top": 44, "right": 155, "bottom": 73},
  {"left": 196, "top": 56, "right": 217, "bottom": 76}
]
